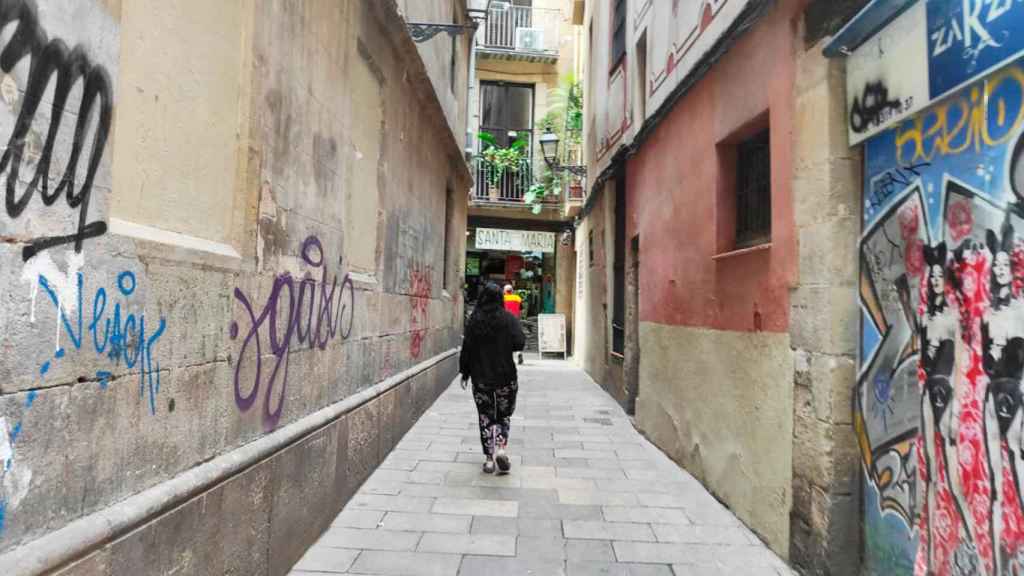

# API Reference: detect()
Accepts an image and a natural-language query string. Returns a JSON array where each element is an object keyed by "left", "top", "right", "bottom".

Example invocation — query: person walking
[
  {"left": 502, "top": 284, "right": 525, "bottom": 365},
  {"left": 460, "top": 282, "right": 526, "bottom": 474}
]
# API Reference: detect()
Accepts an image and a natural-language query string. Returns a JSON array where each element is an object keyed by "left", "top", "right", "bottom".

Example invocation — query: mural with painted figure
[{"left": 858, "top": 61, "right": 1024, "bottom": 575}]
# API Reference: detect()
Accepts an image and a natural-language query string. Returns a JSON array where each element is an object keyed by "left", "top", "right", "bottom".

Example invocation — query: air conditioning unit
[{"left": 515, "top": 27, "right": 544, "bottom": 51}]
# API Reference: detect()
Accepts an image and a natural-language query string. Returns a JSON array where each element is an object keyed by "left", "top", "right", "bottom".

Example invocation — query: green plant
[{"left": 477, "top": 132, "right": 529, "bottom": 188}]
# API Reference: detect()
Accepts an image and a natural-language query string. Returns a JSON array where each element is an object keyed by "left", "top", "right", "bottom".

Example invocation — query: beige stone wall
[
  {"left": 635, "top": 323, "right": 794, "bottom": 555},
  {"left": 786, "top": 33, "right": 862, "bottom": 576},
  {"left": 0, "top": 0, "right": 470, "bottom": 570},
  {"left": 110, "top": 0, "right": 252, "bottom": 251}
]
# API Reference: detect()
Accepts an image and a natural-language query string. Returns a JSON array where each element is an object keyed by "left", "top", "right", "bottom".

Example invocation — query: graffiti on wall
[
  {"left": 2, "top": 263, "right": 165, "bottom": 536},
  {"left": 858, "top": 61, "right": 1024, "bottom": 575},
  {"left": 230, "top": 236, "right": 356, "bottom": 431},
  {"left": 408, "top": 266, "right": 432, "bottom": 359},
  {"left": 0, "top": 0, "right": 114, "bottom": 261}
]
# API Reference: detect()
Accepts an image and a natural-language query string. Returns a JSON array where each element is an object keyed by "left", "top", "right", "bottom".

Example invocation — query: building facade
[
  {"left": 464, "top": 0, "right": 583, "bottom": 355},
  {"left": 0, "top": 0, "right": 471, "bottom": 574},
  {"left": 576, "top": 0, "right": 865, "bottom": 573}
]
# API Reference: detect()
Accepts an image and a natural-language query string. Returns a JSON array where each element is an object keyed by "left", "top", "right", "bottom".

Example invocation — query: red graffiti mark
[
  {"left": 408, "top": 267, "right": 432, "bottom": 359},
  {"left": 948, "top": 201, "right": 974, "bottom": 243},
  {"left": 899, "top": 203, "right": 921, "bottom": 241},
  {"left": 1013, "top": 243, "right": 1024, "bottom": 298},
  {"left": 906, "top": 238, "right": 925, "bottom": 279}
]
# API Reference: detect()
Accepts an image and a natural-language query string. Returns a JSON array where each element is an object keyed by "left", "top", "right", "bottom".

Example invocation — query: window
[
  {"left": 635, "top": 31, "right": 647, "bottom": 120},
  {"left": 588, "top": 229, "right": 595, "bottom": 267},
  {"left": 735, "top": 129, "right": 772, "bottom": 248},
  {"left": 610, "top": 0, "right": 627, "bottom": 70},
  {"left": 479, "top": 82, "right": 534, "bottom": 148},
  {"left": 612, "top": 173, "right": 626, "bottom": 356}
]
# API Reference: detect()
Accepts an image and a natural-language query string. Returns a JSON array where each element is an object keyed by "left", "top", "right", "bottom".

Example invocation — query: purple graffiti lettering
[{"left": 230, "top": 235, "right": 356, "bottom": 430}]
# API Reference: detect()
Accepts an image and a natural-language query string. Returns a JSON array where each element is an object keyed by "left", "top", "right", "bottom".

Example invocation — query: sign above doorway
[{"left": 475, "top": 228, "right": 556, "bottom": 253}]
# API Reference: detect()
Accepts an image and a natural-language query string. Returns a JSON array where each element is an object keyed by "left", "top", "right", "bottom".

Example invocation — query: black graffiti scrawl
[{"left": 0, "top": 0, "right": 113, "bottom": 261}]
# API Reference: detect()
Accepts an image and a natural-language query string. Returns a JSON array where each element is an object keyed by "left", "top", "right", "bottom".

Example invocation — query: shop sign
[
  {"left": 927, "top": 0, "right": 1024, "bottom": 99},
  {"left": 474, "top": 228, "right": 555, "bottom": 253},
  {"left": 465, "top": 255, "right": 480, "bottom": 276},
  {"left": 845, "top": 2, "right": 929, "bottom": 145}
]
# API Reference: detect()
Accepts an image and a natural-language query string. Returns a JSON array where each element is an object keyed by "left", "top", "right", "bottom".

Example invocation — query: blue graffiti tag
[{"left": 38, "top": 270, "right": 167, "bottom": 414}]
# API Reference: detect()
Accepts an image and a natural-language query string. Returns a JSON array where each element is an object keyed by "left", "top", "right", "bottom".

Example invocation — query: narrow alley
[
  {"left": 290, "top": 362, "right": 791, "bottom": 576},
  {"left": 4, "top": 1, "right": 1024, "bottom": 575}
]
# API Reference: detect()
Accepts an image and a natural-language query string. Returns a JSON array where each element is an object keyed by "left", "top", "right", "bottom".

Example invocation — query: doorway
[{"left": 624, "top": 234, "right": 640, "bottom": 414}]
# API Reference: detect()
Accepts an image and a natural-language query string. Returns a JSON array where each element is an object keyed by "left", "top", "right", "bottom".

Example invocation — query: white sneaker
[
  {"left": 495, "top": 448, "right": 511, "bottom": 475},
  {"left": 483, "top": 459, "right": 496, "bottom": 474}
]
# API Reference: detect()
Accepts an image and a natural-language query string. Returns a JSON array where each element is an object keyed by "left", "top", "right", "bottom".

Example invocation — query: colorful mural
[{"left": 858, "top": 61, "right": 1024, "bottom": 575}]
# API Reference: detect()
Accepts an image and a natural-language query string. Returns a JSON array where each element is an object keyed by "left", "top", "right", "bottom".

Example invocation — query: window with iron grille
[
  {"left": 611, "top": 0, "right": 627, "bottom": 70},
  {"left": 735, "top": 129, "right": 771, "bottom": 247}
]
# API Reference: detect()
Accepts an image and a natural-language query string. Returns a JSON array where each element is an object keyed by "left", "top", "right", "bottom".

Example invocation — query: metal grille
[{"left": 735, "top": 129, "right": 771, "bottom": 247}]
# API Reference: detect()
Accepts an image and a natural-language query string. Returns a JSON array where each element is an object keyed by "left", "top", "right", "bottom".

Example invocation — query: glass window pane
[{"left": 506, "top": 86, "right": 533, "bottom": 130}]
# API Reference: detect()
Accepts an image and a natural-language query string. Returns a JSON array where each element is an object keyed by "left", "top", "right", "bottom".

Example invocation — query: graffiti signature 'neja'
[{"left": 38, "top": 270, "right": 166, "bottom": 414}]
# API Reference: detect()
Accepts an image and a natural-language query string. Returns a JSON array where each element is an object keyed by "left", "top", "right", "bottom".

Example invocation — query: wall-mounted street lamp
[
  {"left": 539, "top": 131, "right": 587, "bottom": 177},
  {"left": 407, "top": 5, "right": 490, "bottom": 43}
]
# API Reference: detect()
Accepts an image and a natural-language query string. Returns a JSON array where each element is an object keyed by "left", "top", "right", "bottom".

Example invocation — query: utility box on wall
[{"left": 828, "top": 1, "right": 1024, "bottom": 574}]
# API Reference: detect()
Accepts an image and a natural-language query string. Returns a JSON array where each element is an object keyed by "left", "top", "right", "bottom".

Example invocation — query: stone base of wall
[
  {"left": 9, "top": 351, "right": 459, "bottom": 576},
  {"left": 635, "top": 322, "right": 793, "bottom": 556}
]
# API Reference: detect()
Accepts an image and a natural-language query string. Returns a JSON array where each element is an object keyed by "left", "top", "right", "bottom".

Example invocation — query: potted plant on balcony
[{"left": 478, "top": 132, "right": 529, "bottom": 200}]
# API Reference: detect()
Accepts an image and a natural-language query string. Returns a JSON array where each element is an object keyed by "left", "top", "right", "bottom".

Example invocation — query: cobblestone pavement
[{"left": 290, "top": 361, "right": 793, "bottom": 576}]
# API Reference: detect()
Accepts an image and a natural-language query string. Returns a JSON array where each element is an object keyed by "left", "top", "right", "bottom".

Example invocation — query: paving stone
[
  {"left": 418, "top": 533, "right": 517, "bottom": 556},
  {"left": 331, "top": 509, "right": 384, "bottom": 529},
  {"left": 563, "top": 520, "right": 656, "bottom": 542},
  {"left": 470, "top": 516, "right": 563, "bottom": 537},
  {"left": 557, "top": 467, "right": 627, "bottom": 480},
  {"left": 349, "top": 550, "right": 462, "bottom": 576},
  {"left": 291, "top": 546, "right": 360, "bottom": 573},
  {"left": 348, "top": 494, "right": 435, "bottom": 513},
  {"left": 317, "top": 527, "right": 421, "bottom": 551},
  {"left": 433, "top": 498, "right": 519, "bottom": 517},
  {"left": 565, "top": 539, "right": 615, "bottom": 562},
  {"left": 518, "top": 499, "right": 604, "bottom": 520},
  {"left": 521, "top": 476, "right": 598, "bottom": 491},
  {"left": 554, "top": 449, "right": 617, "bottom": 459},
  {"left": 566, "top": 562, "right": 675, "bottom": 575},
  {"left": 458, "top": 555, "right": 567, "bottom": 576},
  {"left": 517, "top": 535, "right": 567, "bottom": 559},
  {"left": 603, "top": 506, "right": 691, "bottom": 525},
  {"left": 381, "top": 512, "right": 472, "bottom": 534},
  {"left": 651, "top": 524, "right": 752, "bottom": 545},
  {"left": 558, "top": 490, "right": 639, "bottom": 506},
  {"left": 381, "top": 458, "right": 419, "bottom": 471}
]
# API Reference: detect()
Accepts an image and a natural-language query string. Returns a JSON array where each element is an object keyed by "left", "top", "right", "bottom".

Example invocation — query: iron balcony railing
[
  {"left": 474, "top": 158, "right": 562, "bottom": 207},
  {"left": 481, "top": 5, "right": 561, "bottom": 55}
]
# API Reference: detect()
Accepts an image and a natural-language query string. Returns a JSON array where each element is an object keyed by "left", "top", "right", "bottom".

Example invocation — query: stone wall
[
  {"left": 0, "top": 0, "right": 470, "bottom": 573},
  {"left": 787, "top": 32, "right": 862, "bottom": 576}
]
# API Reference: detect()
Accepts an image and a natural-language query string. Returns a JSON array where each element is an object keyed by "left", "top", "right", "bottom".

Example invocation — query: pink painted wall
[{"left": 626, "top": 1, "right": 800, "bottom": 334}]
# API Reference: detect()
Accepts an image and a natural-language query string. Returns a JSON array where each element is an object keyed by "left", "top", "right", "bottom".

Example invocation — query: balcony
[
  {"left": 478, "top": 4, "right": 562, "bottom": 63},
  {"left": 473, "top": 158, "right": 562, "bottom": 210}
]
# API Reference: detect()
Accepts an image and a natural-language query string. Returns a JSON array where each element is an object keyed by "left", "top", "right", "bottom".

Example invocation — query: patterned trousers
[{"left": 472, "top": 382, "right": 518, "bottom": 456}]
